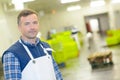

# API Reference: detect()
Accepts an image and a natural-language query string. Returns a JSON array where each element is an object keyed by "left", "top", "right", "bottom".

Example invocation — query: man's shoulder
[
  {"left": 41, "top": 41, "right": 50, "bottom": 48},
  {"left": 3, "top": 40, "right": 24, "bottom": 56},
  {"left": 2, "top": 40, "right": 20, "bottom": 63},
  {"left": 8, "top": 41, "right": 21, "bottom": 51}
]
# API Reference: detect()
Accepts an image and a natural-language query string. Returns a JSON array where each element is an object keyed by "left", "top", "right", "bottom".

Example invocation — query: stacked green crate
[
  {"left": 106, "top": 30, "right": 120, "bottom": 46},
  {"left": 59, "top": 32, "right": 79, "bottom": 60},
  {"left": 115, "top": 30, "right": 120, "bottom": 42},
  {"left": 47, "top": 38, "right": 65, "bottom": 64},
  {"left": 47, "top": 31, "right": 79, "bottom": 64}
]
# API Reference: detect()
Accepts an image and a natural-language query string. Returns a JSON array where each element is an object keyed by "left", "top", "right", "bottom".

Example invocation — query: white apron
[{"left": 19, "top": 40, "right": 56, "bottom": 80}]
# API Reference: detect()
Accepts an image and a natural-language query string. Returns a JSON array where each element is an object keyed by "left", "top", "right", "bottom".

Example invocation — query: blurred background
[{"left": 1, "top": 0, "right": 120, "bottom": 80}]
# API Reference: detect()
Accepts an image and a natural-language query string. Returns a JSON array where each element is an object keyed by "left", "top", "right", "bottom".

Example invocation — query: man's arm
[
  {"left": 52, "top": 59, "right": 63, "bottom": 80},
  {"left": 3, "top": 52, "right": 21, "bottom": 80}
]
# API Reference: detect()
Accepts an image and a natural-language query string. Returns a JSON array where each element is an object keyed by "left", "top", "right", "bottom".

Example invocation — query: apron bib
[{"left": 19, "top": 40, "right": 56, "bottom": 80}]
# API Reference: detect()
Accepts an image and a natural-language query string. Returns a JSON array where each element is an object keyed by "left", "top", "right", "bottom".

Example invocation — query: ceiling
[
  {"left": 0, "top": 0, "right": 111, "bottom": 13},
  {"left": 25, "top": 0, "right": 90, "bottom": 12}
]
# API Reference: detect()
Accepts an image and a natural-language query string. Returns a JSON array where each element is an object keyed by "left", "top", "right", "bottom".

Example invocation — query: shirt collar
[{"left": 20, "top": 37, "right": 40, "bottom": 47}]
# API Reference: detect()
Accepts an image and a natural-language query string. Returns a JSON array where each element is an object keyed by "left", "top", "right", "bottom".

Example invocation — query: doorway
[{"left": 84, "top": 13, "right": 110, "bottom": 35}]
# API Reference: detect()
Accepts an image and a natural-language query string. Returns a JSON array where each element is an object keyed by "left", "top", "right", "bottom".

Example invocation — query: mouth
[
  {"left": 29, "top": 30, "right": 37, "bottom": 33},
  {"left": 28, "top": 31, "right": 38, "bottom": 36}
]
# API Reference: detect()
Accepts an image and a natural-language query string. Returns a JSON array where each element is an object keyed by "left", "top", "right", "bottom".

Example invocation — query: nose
[{"left": 29, "top": 23, "right": 36, "bottom": 29}]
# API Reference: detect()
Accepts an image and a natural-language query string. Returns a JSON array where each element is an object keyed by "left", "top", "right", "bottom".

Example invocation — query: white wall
[
  {"left": 5, "top": 11, "right": 20, "bottom": 42},
  {"left": 39, "top": 10, "right": 85, "bottom": 39},
  {"left": 0, "top": 3, "right": 13, "bottom": 57},
  {"left": 112, "top": 3, "right": 120, "bottom": 29},
  {"left": 108, "top": 3, "right": 120, "bottom": 29}
]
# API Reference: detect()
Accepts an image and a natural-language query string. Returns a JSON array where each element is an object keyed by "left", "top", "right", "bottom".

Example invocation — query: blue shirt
[{"left": 2, "top": 38, "right": 63, "bottom": 80}]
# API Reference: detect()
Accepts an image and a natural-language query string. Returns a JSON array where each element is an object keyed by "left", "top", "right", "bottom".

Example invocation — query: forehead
[{"left": 20, "top": 14, "right": 38, "bottom": 21}]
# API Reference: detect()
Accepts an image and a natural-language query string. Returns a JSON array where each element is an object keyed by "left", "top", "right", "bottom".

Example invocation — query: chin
[{"left": 28, "top": 36, "right": 36, "bottom": 39}]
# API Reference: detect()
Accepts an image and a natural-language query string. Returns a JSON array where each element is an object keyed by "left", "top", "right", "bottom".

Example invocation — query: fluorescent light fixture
[
  {"left": 12, "top": 0, "right": 34, "bottom": 10},
  {"left": 67, "top": 5, "right": 81, "bottom": 11},
  {"left": 111, "top": 0, "right": 120, "bottom": 3},
  {"left": 12, "top": 0, "right": 34, "bottom": 4},
  {"left": 60, "top": 0, "right": 80, "bottom": 4},
  {"left": 90, "top": 0, "right": 105, "bottom": 7},
  {"left": 14, "top": 3, "right": 24, "bottom": 10}
]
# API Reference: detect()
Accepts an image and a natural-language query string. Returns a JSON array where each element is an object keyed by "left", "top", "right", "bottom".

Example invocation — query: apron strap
[
  {"left": 40, "top": 44, "right": 49, "bottom": 56},
  {"left": 45, "top": 48, "right": 55, "bottom": 52},
  {"left": 19, "top": 39, "right": 34, "bottom": 60}
]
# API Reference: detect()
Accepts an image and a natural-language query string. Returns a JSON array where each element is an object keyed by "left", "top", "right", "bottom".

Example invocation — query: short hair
[{"left": 17, "top": 9, "right": 38, "bottom": 25}]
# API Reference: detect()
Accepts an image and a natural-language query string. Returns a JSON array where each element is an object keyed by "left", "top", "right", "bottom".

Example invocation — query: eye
[
  {"left": 33, "top": 21, "right": 38, "bottom": 24},
  {"left": 24, "top": 22, "right": 30, "bottom": 26}
]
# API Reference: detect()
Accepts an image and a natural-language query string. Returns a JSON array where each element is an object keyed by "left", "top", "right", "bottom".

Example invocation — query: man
[{"left": 2, "top": 9, "right": 63, "bottom": 80}]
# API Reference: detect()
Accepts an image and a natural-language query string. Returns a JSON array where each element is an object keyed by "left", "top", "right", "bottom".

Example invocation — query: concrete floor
[
  {"left": 1, "top": 33, "right": 120, "bottom": 80},
  {"left": 60, "top": 33, "right": 120, "bottom": 80}
]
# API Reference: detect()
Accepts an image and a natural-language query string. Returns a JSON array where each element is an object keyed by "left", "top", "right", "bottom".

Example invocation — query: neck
[{"left": 21, "top": 36, "right": 37, "bottom": 44}]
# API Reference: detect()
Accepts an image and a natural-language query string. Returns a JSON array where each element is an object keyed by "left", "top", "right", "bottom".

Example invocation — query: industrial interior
[{"left": 0, "top": 0, "right": 120, "bottom": 80}]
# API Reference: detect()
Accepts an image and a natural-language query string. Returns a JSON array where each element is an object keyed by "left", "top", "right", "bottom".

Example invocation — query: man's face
[{"left": 18, "top": 14, "right": 39, "bottom": 39}]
